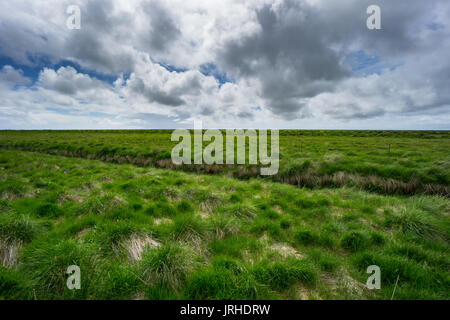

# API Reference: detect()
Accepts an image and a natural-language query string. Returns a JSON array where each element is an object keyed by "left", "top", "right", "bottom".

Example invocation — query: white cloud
[
  {"left": 0, "top": 0, "right": 449, "bottom": 129},
  {"left": 0, "top": 66, "right": 31, "bottom": 87}
]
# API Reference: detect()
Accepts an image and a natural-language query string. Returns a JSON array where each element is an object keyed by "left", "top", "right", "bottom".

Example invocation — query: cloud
[
  {"left": 38, "top": 66, "right": 107, "bottom": 95},
  {"left": 215, "top": 0, "right": 450, "bottom": 121},
  {"left": 0, "top": 65, "right": 31, "bottom": 87},
  {"left": 140, "top": 0, "right": 181, "bottom": 52},
  {"left": 0, "top": 0, "right": 449, "bottom": 129}
]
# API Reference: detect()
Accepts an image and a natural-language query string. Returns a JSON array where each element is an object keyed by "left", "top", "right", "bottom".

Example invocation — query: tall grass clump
[
  {"left": 92, "top": 222, "right": 152, "bottom": 259},
  {"left": 352, "top": 251, "right": 448, "bottom": 298},
  {"left": 209, "top": 236, "right": 261, "bottom": 258},
  {"left": 185, "top": 262, "right": 273, "bottom": 299},
  {"left": 391, "top": 209, "right": 446, "bottom": 240},
  {"left": 251, "top": 259, "right": 317, "bottom": 291},
  {"left": 0, "top": 214, "right": 49, "bottom": 267},
  {"left": 340, "top": 231, "right": 368, "bottom": 252},
  {"left": 172, "top": 214, "right": 208, "bottom": 241},
  {"left": 208, "top": 215, "right": 240, "bottom": 239},
  {"left": 309, "top": 249, "right": 340, "bottom": 273},
  {"left": 219, "top": 203, "right": 256, "bottom": 219},
  {"left": 20, "top": 239, "right": 100, "bottom": 299},
  {"left": 0, "top": 266, "right": 24, "bottom": 298},
  {"left": 294, "top": 227, "right": 335, "bottom": 248},
  {"left": 0, "top": 214, "right": 48, "bottom": 244},
  {"left": 0, "top": 178, "right": 27, "bottom": 198},
  {"left": 139, "top": 243, "right": 193, "bottom": 294}
]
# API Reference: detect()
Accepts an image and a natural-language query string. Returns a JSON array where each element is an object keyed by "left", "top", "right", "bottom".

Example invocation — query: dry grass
[
  {"left": 75, "top": 228, "right": 91, "bottom": 238},
  {"left": 2, "top": 142, "right": 448, "bottom": 196},
  {"left": 154, "top": 218, "right": 173, "bottom": 225},
  {"left": 279, "top": 170, "right": 449, "bottom": 196},
  {"left": 269, "top": 243, "right": 304, "bottom": 259},
  {"left": 0, "top": 239, "right": 22, "bottom": 267},
  {"left": 323, "top": 268, "right": 368, "bottom": 299},
  {"left": 120, "top": 235, "right": 161, "bottom": 261}
]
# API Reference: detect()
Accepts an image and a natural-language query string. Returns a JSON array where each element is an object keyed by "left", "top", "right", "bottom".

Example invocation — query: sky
[{"left": 0, "top": 0, "right": 449, "bottom": 130}]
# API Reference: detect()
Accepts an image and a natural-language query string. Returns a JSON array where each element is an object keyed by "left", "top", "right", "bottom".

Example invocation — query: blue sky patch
[
  {"left": 344, "top": 50, "right": 382, "bottom": 75},
  {"left": 157, "top": 61, "right": 188, "bottom": 73},
  {"left": 426, "top": 22, "right": 444, "bottom": 31},
  {"left": 200, "top": 63, "right": 234, "bottom": 86},
  {"left": 344, "top": 50, "right": 404, "bottom": 76},
  {"left": 0, "top": 55, "right": 119, "bottom": 85}
]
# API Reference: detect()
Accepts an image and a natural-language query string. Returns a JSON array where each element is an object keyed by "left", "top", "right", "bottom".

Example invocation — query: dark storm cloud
[
  {"left": 237, "top": 111, "right": 254, "bottom": 119},
  {"left": 66, "top": 31, "right": 136, "bottom": 73},
  {"left": 200, "top": 106, "right": 215, "bottom": 116},
  {"left": 62, "top": 0, "right": 180, "bottom": 74},
  {"left": 127, "top": 76, "right": 185, "bottom": 107},
  {"left": 141, "top": 0, "right": 181, "bottom": 52},
  {"left": 326, "top": 103, "right": 386, "bottom": 120},
  {"left": 64, "top": 0, "right": 137, "bottom": 74},
  {"left": 217, "top": 0, "right": 450, "bottom": 119},
  {"left": 218, "top": 0, "right": 350, "bottom": 117}
]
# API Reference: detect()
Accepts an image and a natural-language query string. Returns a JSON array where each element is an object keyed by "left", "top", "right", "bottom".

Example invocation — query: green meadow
[
  {"left": 0, "top": 137, "right": 449, "bottom": 299},
  {"left": 0, "top": 143, "right": 450, "bottom": 299},
  {"left": 0, "top": 130, "right": 449, "bottom": 196}
]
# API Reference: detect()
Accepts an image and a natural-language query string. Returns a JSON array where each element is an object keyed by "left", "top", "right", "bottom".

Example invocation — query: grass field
[
  {"left": 0, "top": 130, "right": 449, "bottom": 196},
  {"left": 0, "top": 142, "right": 449, "bottom": 299}
]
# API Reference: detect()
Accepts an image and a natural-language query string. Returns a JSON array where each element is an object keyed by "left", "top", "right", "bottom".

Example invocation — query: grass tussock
[
  {"left": 390, "top": 209, "right": 446, "bottom": 240},
  {"left": 20, "top": 239, "right": 101, "bottom": 299},
  {"left": 139, "top": 243, "right": 193, "bottom": 293},
  {"left": 0, "top": 148, "right": 448, "bottom": 300}
]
